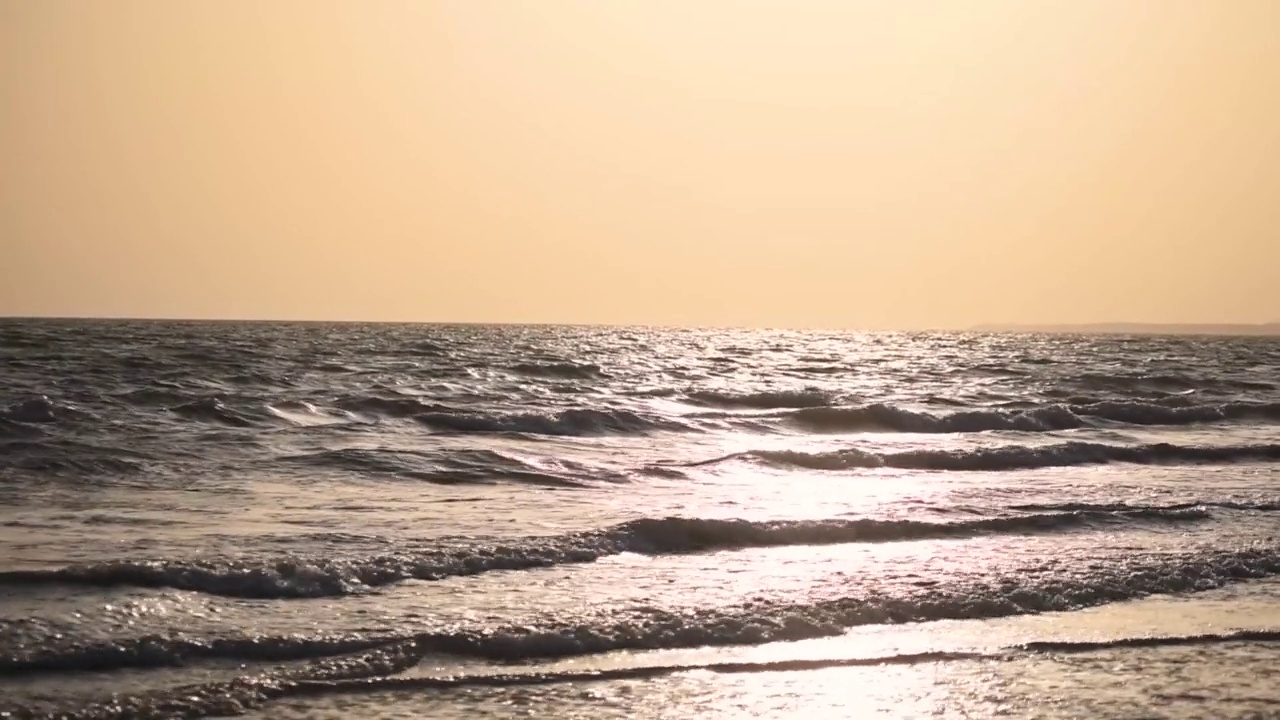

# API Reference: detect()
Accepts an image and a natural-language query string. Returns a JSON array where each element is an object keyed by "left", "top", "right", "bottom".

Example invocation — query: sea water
[{"left": 2, "top": 320, "right": 1278, "bottom": 718}]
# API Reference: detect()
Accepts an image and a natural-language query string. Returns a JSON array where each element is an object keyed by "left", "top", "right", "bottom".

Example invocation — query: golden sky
[{"left": 3, "top": 1, "right": 1277, "bottom": 328}]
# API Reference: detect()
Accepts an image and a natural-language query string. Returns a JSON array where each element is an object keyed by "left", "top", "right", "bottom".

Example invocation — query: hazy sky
[{"left": 3, "top": 1, "right": 1278, "bottom": 328}]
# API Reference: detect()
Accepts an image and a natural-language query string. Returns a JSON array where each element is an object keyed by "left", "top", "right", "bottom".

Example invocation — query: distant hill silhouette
[{"left": 971, "top": 323, "right": 1280, "bottom": 336}]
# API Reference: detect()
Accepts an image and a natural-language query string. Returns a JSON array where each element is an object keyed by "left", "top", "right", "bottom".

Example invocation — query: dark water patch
[
  {"left": 0, "top": 633, "right": 405, "bottom": 676},
  {"left": 0, "top": 419, "right": 46, "bottom": 440},
  {"left": 109, "top": 387, "right": 192, "bottom": 408},
  {"left": 0, "top": 440, "right": 150, "bottom": 477},
  {"left": 1, "top": 396, "right": 80, "bottom": 424},
  {"left": 509, "top": 362, "right": 605, "bottom": 380}
]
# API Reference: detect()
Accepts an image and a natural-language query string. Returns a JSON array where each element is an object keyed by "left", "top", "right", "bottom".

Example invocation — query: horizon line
[{"left": 2, "top": 314, "right": 1279, "bottom": 336}]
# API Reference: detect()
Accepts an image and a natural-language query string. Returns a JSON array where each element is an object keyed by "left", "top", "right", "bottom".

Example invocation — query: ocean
[{"left": 1, "top": 319, "right": 1278, "bottom": 719}]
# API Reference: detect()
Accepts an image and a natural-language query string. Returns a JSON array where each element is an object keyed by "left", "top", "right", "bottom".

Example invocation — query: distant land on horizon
[{"left": 972, "top": 322, "right": 1280, "bottom": 336}]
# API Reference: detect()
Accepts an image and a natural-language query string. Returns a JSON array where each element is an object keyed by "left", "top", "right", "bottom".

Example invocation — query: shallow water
[{"left": 2, "top": 320, "right": 1279, "bottom": 718}]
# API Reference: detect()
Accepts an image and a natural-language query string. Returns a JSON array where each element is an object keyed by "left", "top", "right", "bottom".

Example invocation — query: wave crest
[
  {"left": 280, "top": 447, "right": 603, "bottom": 487},
  {"left": 686, "top": 389, "right": 835, "bottom": 410},
  {"left": 415, "top": 408, "right": 689, "bottom": 436},
  {"left": 779, "top": 400, "right": 1280, "bottom": 434},
  {"left": 786, "top": 404, "right": 1083, "bottom": 433},
  {"left": 11, "top": 624, "right": 1280, "bottom": 719},
  {"left": 167, "top": 398, "right": 256, "bottom": 427},
  {"left": 0, "top": 509, "right": 1213, "bottom": 599}
]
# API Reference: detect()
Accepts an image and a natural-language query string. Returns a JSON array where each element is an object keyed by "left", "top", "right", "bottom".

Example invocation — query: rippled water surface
[{"left": 2, "top": 320, "right": 1279, "bottom": 718}]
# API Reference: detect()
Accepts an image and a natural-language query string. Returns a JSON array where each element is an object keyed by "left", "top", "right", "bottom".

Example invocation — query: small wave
[
  {"left": 265, "top": 401, "right": 357, "bottom": 427},
  {"left": 0, "top": 510, "right": 1211, "bottom": 599},
  {"left": 0, "top": 638, "right": 425, "bottom": 718},
  {"left": 705, "top": 441, "right": 1280, "bottom": 472},
  {"left": 1019, "top": 629, "right": 1280, "bottom": 654},
  {"left": 1073, "top": 399, "right": 1280, "bottom": 425},
  {"left": 686, "top": 388, "right": 835, "bottom": 410},
  {"left": 0, "top": 635, "right": 977, "bottom": 718},
  {"left": 415, "top": 408, "right": 689, "bottom": 436},
  {"left": 333, "top": 395, "right": 453, "bottom": 419},
  {"left": 625, "top": 387, "right": 680, "bottom": 398},
  {"left": 785, "top": 404, "right": 1084, "bottom": 433},
  {"left": 279, "top": 447, "right": 592, "bottom": 488},
  {"left": 111, "top": 386, "right": 191, "bottom": 407},
  {"left": 0, "top": 440, "right": 147, "bottom": 476},
  {"left": 13, "top": 627, "right": 1280, "bottom": 719},
  {"left": 613, "top": 511, "right": 1208, "bottom": 554},
  {"left": 410, "top": 545, "right": 1280, "bottom": 662},
  {"left": 405, "top": 339, "right": 448, "bottom": 355},
  {"left": 1071, "top": 373, "right": 1277, "bottom": 397},
  {"left": 0, "top": 626, "right": 973, "bottom": 682},
  {"left": 13, "top": 623, "right": 1280, "bottom": 685},
  {"left": 1010, "top": 500, "right": 1280, "bottom": 513},
  {"left": 509, "top": 362, "right": 605, "bottom": 379},
  {"left": 166, "top": 398, "right": 257, "bottom": 427},
  {"left": 0, "top": 633, "right": 403, "bottom": 675},
  {"left": 778, "top": 400, "right": 1280, "bottom": 434},
  {"left": 292, "top": 650, "right": 983, "bottom": 696},
  {"left": 1229, "top": 379, "right": 1278, "bottom": 391},
  {"left": 1074, "top": 372, "right": 1202, "bottom": 394},
  {"left": 299, "top": 630, "right": 1280, "bottom": 694},
  {"left": 639, "top": 464, "right": 691, "bottom": 479},
  {"left": 2, "top": 455, "right": 146, "bottom": 476}
]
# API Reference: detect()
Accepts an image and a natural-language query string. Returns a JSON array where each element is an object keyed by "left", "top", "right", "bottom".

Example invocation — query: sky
[{"left": 2, "top": 1, "right": 1278, "bottom": 329}]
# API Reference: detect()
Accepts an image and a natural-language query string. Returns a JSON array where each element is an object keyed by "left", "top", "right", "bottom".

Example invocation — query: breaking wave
[
  {"left": 0, "top": 509, "right": 1213, "bottom": 599},
  {"left": 7, "top": 545, "right": 1279, "bottom": 673},
  {"left": 9, "top": 625, "right": 1280, "bottom": 720},
  {"left": 377, "top": 544, "right": 1280, "bottom": 662},
  {"left": 415, "top": 408, "right": 691, "bottom": 436}
]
